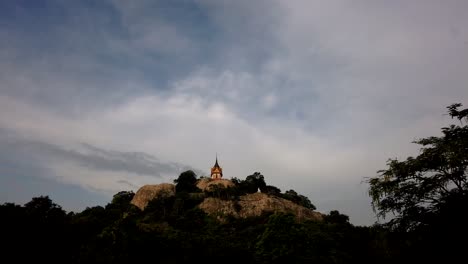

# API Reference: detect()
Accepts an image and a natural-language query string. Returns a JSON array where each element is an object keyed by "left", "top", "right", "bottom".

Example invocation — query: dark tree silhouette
[
  {"left": 368, "top": 103, "right": 468, "bottom": 262},
  {"left": 368, "top": 103, "right": 468, "bottom": 231},
  {"left": 174, "top": 170, "right": 200, "bottom": 193}
]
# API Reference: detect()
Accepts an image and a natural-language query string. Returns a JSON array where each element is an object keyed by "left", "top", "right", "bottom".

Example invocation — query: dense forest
[{"left": 1, "top": 104, "right": 467, "bottom": 263}]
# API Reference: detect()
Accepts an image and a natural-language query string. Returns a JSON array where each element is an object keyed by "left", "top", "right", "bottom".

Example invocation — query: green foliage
[
  {"left": 174, "top": 170, "right": 201, "bottom": 193},
  {"left": 111, "top": 191, "right": 135, "bottom": 206},
  {"left": 282, "top": 190, "right": 317, "bottom": 210},
  {"left": 255, "top": 213, "right": 359, "bottom": 263},
  {"left": 0, "top": 191, "right": 416, "bottom": 263},
  {"left": 367, "top": 103, "right": 468, "bottom": 262},
  {"left": 262, "top": 185, "right": 281, "bottom": 195},
  {"left": 255, "top": 214, "right": 307, "bottom": 262},
  {"left": 230, "top": 172, "right": 267, "bottom": 194},
  {"left": 228, "top": 174, "right": 318, "bottom": 211},
  {"left": 1, "top": 196, "right": 71, "bottom": 262},
  {"left": 24, "top": 195, "right": 66, "bottom": 221},
  {"left": 246, "top": 172, "right": 267, "bottom": 191},
  {"left": 106, "top": 191, "right": 136, "bottom": 218},
  {"left": 368, "top": 103, "right": 468, "bottom": 231},
  {"left": 324, "top": 210, "right": 350, "bottom": 225}
]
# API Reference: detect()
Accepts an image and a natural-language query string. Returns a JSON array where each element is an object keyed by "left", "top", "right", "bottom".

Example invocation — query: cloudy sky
[{"left": 1, "top": 0, "right": 467, "bottom": 225}]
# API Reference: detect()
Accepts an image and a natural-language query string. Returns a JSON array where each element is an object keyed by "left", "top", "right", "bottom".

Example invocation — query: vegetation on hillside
[{"left": 0, "top": 103, "right": 466, "bottom": 263}]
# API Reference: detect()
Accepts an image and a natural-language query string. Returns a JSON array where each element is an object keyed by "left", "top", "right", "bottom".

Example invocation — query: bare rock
[
  {"left": 131, "top": 183, "right": 175, "bottom": 210},
  {"left": 196, "top": 178, "right": 235, "bottom": 192},
  {"left": 198, "top": 192, "right": 323, "bottom": 222}
]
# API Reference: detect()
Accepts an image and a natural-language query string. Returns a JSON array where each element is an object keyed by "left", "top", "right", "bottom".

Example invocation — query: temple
[{"left": 210, "top": 155, "right": 223, "bottom": 180}]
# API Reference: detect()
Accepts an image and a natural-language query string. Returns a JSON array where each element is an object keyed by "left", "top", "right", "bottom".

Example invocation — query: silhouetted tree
[
  {"left": 243, "top": 172, "right": 267, "bottom": 193},
  {"left": 324, "top": 210, "right": 350, "bottom": 225},
  {"left": 24, "top": 195, "right": 65, "bottom": 220},
  {"left": 174, "top": 170, "right": 200, "bottom": 193},
  {"left": 368, "top": 103, "right": 468, "bottom": 262},
  {"left": 262, "top": 185, "right": 281, "bottom": 195},
  {"left": 106, "top": 191, "right": 136, "bottom": 217},
  {"left": 282, "top": 190, "right": 317, "bottom": 210},
  {"left": 368, "top": 103, "right": 468, "bottom": 231},
  {"left": 111, "top": 191, "right": 135, "bottom": 206}
]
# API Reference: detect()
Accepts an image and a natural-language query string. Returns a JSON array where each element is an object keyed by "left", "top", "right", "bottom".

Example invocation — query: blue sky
[{"left": 1, "top": 0, "right": 467, "bottom": 225}]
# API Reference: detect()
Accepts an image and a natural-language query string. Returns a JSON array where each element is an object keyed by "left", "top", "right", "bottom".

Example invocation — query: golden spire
[
  {"left": 214, "top": 153, "right": 220, "bottom": 167},
  {"left": 211, "top": 153, "right": 223, "bottom": 179}
]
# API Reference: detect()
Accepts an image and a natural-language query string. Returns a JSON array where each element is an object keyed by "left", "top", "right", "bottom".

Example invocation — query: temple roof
[
  {"left": 213, "top": 156, "right": 221, "bottom": 169},
  {"left": 211, "top": 154, "right": 223, "bottom": 179}
]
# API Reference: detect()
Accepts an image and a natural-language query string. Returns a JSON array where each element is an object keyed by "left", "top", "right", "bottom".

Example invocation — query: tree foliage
[
  {"left": 368, "top": 103, "right": 468, "bottom": 231},
  {"left": 282, "top": 190, "right": 317, "bottom": 210},
  {"left": 0, "top": 181, "right": 424, "bottom": 263},
  {"left": 324, "top": 210, "right": 350, "bottom": 225},
  {"left": 226, "top": 173, "right": 316, "bottom": 210},
  {"left": 174, "top": 170, "right": 200, "bottom": 193},
  {"left": 110, "top": 191, "right": 135, "bottom": 205},
  {"left": 244, "top": 172, "right": 267, "bottom": 193}
]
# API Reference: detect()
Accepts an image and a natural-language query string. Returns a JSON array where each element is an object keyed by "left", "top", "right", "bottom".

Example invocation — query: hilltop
[{"left": 131, "top": 178, "right": 323, "bottom": 222}]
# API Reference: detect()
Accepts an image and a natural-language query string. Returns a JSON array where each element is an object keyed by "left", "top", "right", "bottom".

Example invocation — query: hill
[{"left": 131, "top": 179, "right": 323, "bottom": 222}]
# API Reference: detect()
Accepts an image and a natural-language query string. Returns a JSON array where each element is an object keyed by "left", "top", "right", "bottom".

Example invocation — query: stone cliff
[
  {"left": 131, "top": 183, "right": 175, "bottom": 210},
  {"left": 198, "top": 192, "right": 323, "bottom": 221},
  {"left": 131, "top": 180, "right": 322, "bottom": 221}
]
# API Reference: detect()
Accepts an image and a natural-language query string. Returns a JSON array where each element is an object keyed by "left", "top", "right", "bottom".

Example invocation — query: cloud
[{"left": 0, "top": 129, "right": 202, "bottom": 193}]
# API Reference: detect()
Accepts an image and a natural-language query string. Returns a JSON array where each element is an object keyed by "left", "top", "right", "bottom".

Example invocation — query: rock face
[
  {"left": 198, "top": 192, "right": 323, "bottom": 222},
  {"left": 131, "top": 183, "right": 175, "bottom": 210},
  {"left": 196, "top": 178, "right": 235, "bottom": 191},
  {"left": 132, "top": 180, "right": 322, "bottom": 222}
]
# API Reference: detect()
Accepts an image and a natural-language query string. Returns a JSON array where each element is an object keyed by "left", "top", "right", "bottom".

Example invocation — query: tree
[
  {"left": 368, "top": 103, "right": 468, "bottom": 231},
  {"left": 324, "top": 210, "right": 350, "bottom": 225},
  {"left": 24, "top": 195, "right": 66, "bottom": 223},
  {"left": 174, "top": 170, "right": 200, "bottom": 193},
  {"left": 262, "top": 185, "right": 281, "bottom": 195},
  {"left": 110, "top": 191, "right": 135, "bottom": 206},
  {"left": 20, "top": 196, "right": 70, "bottom": 261},
  {"left": 106, "top": 191, "right": 137, "bottom": 218},
  {"left": 297, "top": 194, "right": 316, "bottom": 210},
  {"left": 245, "top": 172, "right": 267, "bottom": 193},
  {"left": 255, "top": 213, "right": 308, "bottom": 262},
  {"left": 282, "top": 190, "right": 317, "bottom": 210}
]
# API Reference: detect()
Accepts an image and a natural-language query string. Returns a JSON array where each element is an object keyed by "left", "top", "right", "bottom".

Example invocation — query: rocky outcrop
[
  {"left": 132, "top": 180, "right": 322, "bottom": 222},
  {"left": 196, "top": 178, "right": 235, "bottom": 191},
  {"left": 198, "top": 192, "right": 323, "bottom": 222},
  {"left": 131, "top": 183, "right": 175, "bottom": 210}
]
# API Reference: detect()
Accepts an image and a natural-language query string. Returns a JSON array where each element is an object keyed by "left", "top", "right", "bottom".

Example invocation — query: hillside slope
[{"left": 131, "top": 181, "right": 322, "bottom": 221}]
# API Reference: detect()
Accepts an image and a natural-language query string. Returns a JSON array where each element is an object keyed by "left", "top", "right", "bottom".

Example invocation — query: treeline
[{"left": 1, "top": 190, "right": 397, "bottom": 263}]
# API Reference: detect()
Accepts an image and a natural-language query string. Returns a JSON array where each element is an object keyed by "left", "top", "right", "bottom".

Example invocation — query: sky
[{"left": 1, "top": 0, "right": 467, "bottom": 225}]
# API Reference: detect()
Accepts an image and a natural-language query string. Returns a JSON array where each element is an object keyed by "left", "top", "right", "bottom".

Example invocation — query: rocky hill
[
  {"left": 195, "top": 178, "right": 235, "bottom": 191},
  {"left": 198, "top": 192, "right": 322, "bottom": 221},
  {"left": 131, "top": 180, "right": 323, "bottom": 221},
  {"left": 131, "top": 183, "right": 175, "bottom": 210}
]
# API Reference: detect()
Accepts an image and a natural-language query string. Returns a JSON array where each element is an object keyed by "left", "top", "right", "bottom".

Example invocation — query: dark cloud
[
  {"left": 0, "top": 129, "right": 110, "bottom": 211},
  {"left": 116, "top": 180, "right": 138, "bottom": 188},
  {"left": 0, "top": 134, "right": 202, "bottom": 179}
]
